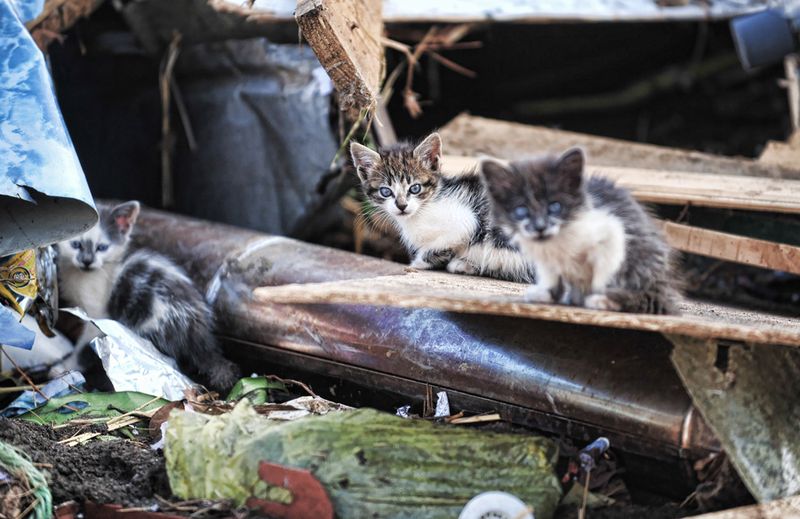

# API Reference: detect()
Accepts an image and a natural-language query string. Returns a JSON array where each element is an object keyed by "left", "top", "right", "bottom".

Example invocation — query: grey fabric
[{"left": 173, "top": 39, "right": 338, "bottom": 236}]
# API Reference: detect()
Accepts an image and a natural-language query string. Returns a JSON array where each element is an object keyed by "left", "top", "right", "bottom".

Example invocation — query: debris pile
[{"left": 3, "top": 0, "right": 800, "bottom": 518}]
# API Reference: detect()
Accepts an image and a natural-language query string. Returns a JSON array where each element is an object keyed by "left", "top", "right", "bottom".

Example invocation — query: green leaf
[
  {"left": 17, "top": 391, "right": 167, "bottom": 425},
  {"left": 225, "top": 377, "right": 286, "bottom": 405}
]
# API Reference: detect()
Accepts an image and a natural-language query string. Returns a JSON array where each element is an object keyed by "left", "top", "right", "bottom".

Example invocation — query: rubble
[{"left": 2, "top": 0, "right": 800, "bottom": 516}]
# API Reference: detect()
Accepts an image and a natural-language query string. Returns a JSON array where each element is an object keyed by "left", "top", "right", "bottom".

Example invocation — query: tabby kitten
[
  {"left": 54, "top": 201, "right": 240, "bottom": 391},
  {"left": 350, "top": 133, "right": 536, "bottom": 282},
  {"left": 481, "top": 149, "right": 679, "bottom": 314}
]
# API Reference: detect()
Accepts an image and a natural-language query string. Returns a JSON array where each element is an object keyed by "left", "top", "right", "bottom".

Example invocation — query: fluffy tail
[
  {"left": 173, "top": 320, "right": 241, "bottom": 393},
  {"left": 137, "top": 301, "right": 241, "bottom": 393},
  {"left": 605, "top": 284, "right": 681, "bottom": 315}
]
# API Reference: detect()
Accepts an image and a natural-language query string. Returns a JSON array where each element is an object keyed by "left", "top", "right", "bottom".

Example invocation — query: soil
[{"left": 0, "top": 418, "right": 170, "bottom": 507}]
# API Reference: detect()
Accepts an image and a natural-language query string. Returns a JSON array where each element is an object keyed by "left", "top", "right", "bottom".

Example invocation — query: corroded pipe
[{"left": 133, "top": 207, "right": 718, "bottom": 462}]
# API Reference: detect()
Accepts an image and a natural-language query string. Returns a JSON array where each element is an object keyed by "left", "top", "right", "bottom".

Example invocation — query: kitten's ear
[
  {"left": 479, "top": 157, "right": 515, "bottom": 200},
  {"left": 350, "top": 142, "right": 381, "bottom": 183},
  {"left": 555, "top": 147, "right": 585, "bottom": 191},
  {"left": 110, "top": 201, "right": 140, "bottom": 237},
  {"left": 413, "top": 132, "right": 442, "bottom": 173}
]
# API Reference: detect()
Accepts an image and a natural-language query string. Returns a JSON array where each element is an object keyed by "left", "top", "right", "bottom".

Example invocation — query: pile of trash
[
  {"left": 0, "top": 253, "right": 624, "bottom": 519},
  {"left": 2, "top": 362, "right": 644, "bottom": 519},
  {"left": 0, "top": 210, "right": 714, "bottom": 519}
]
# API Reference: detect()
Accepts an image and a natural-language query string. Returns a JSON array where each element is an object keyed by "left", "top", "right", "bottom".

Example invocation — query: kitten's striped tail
[{"left": 605, "top": 284, "right": 681, "bottom": 315}]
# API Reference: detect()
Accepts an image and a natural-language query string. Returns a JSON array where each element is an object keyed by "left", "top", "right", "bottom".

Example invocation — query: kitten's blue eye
[
  {"left": 379, "top": 187, "right": 393, "bottom": 198},
  {"left": 548, "top": 202, "right": 562, "bottom": 215},
  {"left": 408, "top": 183, "right": 421, "bottom": 195},
  {"left": 96, "top": 243, "right": 109, "bottom": 252},
  {"left": 512, "top": 206, "right": 529, "bottom": 221},
  {"left": 70, "top": 241, "right": 80, "bottom": 249}
]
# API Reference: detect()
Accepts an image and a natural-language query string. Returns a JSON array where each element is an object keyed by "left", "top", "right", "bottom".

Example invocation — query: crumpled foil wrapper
[{"left": 64, "top": 308, "right": 195, "bottom": 401}]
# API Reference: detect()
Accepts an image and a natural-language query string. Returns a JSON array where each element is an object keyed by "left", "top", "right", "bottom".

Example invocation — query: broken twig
[
  {"left": 159, "top": 32, "right": 182, "bottom": 209},
  {"left": 0, "top": 348, "right": 50, "bottom": 405}
]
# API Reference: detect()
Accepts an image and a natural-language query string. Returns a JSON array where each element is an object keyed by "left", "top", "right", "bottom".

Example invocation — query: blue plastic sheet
[
  {"left": 0, "top": 304, "right": 34, "bottom": 350},
  {"left": 1, "top": 371, "right": 85, "bottom": 417},
  {"left": 9, "top": 0, "right": 43, "bottom": 24},
  {"left": 0, "top": 0, "right": 97, "bottom": 255}
]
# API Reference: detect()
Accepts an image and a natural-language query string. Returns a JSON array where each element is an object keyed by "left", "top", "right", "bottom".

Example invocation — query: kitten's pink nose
[{"left": 396, "top": 200, "right": 408, "bottom": 212}]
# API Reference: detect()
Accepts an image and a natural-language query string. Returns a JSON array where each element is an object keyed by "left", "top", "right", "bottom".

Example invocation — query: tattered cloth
[{"left": 165, "top": 402, "right": 562, "bottom": 518}]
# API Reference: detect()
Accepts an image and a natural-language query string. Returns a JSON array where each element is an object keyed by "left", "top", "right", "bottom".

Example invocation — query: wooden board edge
[{"left": 252, "top": 284, "right": 800, "bottom": 348}]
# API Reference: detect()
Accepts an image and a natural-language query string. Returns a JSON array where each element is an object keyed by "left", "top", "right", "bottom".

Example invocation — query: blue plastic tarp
[
  {"left": 0, "top": 304, "right": 34, "bottom": 349},
  {"left": 0, "top": 0, "right": 96, "bottom": 255}
]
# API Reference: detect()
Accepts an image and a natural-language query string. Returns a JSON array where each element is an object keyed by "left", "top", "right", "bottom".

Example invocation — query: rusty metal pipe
[{"left": 132, "top": 207, "right": 718, "bottom": 462}]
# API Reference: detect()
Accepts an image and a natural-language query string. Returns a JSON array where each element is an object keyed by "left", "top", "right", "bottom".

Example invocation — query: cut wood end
[
  {"left": 295, "top": 0, "right": 324, "bottom": 17},
  {"left": 295, "top": 0, "right": 384, "bottom": 119}
]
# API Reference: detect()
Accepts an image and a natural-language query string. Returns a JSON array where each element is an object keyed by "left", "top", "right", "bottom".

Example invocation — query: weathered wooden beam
[
  {"left": 441, "top": 156, "right": 800, "bottom": 214},
  {"left": 240, "top": 0, "right": 766, "bottom": 23},
  {"left": 26, "top": 0, "right": 105, "bottom": 50},
  {"left": 662, "top": 221, "right": 800, "bottom": 275},
  {"left": 253, "top": 271, "right": 800, "bottom": 348},
  {"left": 692, "top": 495, "right": 800, "bottom": 518},
  {"left": 439, "top": 114, "right": 800, "bottom": 180},
  {"left": 759, "top": 130, "right": 800, "bottom": 167},
  {"left": 296, "top": 0, "right": 384, "bottom": 119},
  {"left": 670, "top": 336, "right": 800, "bottom": 502}
]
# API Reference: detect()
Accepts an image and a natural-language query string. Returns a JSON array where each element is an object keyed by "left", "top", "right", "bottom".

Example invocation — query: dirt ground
[{"left": 0, "top": 418, "right": 169, "bottom": 507}]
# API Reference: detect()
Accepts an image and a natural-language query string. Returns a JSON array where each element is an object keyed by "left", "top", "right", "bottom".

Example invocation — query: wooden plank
[
  {"left": 441, "top": 155, "right": 800, "bottom": 214},
  {"left": 253, "top": 270, "right": 800, "bottom": 348},
  {"left": 26, "top": 0, "right": 105, "bottom": 50},
  {"left": 691, "top": 495, "right": 800, "bottom": 518},
  {"left": 253, "top": 0, "right": 764, "bottom": 23},
  {"left": 296, "top": 0, "right": 383, "bottom": 119},
  {"left": 439, "top": 114, "right": 800, "bottom": 180},
  {"left": 671, "top": 336, "right": 800, "bottom": 503},
  {"left": 662, "top": 221, "right": 800, "bottom": 275},
  {"left": 759, "top": 131, "right": 800, "bottom": 167}
]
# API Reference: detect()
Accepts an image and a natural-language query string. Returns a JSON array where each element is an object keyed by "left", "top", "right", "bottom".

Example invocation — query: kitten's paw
[
  {"left": 410, "top": 257, "right": 434, "bottom": 270},
  {"left": 446, "top": 258, "right": 477, "bottom": 275},
  {"left": 206, "top": 361, "right": 242, "bottom": 393},
  {"left": 584, "top": 294, "right": 621, "bottom": 311},
  {"left": 524, "top": 285, "right": 553, "bottom": 304}
]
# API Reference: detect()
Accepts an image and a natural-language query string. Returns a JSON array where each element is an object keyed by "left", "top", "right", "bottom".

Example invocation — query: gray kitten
[
  {"left": 350, "top": 133, "right": 536, "bottom": 282},
  {"left": 481, "top": 149, "right": 680, "bottom": 314},
  {"left": 54, "top": 201, "right": 240, "bottom": 391}
]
